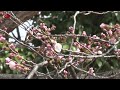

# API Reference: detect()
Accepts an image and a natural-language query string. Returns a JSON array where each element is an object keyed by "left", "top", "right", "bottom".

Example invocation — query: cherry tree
[{"left": 0, "top": 11, "right": 120, "bottom": 79}]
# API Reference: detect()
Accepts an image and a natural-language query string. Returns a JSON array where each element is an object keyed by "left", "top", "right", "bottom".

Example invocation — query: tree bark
[{"left": 0, "top": 11, "right": 39, "bottom": 33}]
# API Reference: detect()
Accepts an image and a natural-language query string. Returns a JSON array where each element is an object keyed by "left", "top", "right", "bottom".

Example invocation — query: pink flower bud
[
  {"left": 69, "top": 26, "right": 75, "bottom": 33},
  {"left": 100, "top": 23, "right": 110, "bottom": 31},
  {"left": 3, "top": 13, "right": 11, "bottom": 19},
  {"left": 47, "top": 28, "right": 51, "bottom": 31},
  {"left": 5, "top": 57, "right": 11, "bottom": 63},
  {"left": 88, "top": 67, "right": 95, "bottom": 75},
  {"left": 109, "top": 37, "right": 116, "bottom": 44},
  {"left": 9, "top": 43, "right": 16, "bottom": 49},
  {"left": 40, "top": 23, "right": 46, "bottom": 29},
  {"left": 73, "top": 42, "right": 79, "bottom": 46},
  {"left": 66, "top": 56, "right": 73, "bottom": 62},
  {"left": 101, "top": 33, "right": 106, "bottom": 38},
  {"left": 46, "top": 50, "right": 55, "bottom": 58},
  {"left": 100, "top": 23, "right": 106, "bottom": 29},
  {"left": 108, "top": 30, "right": 113, "bottom": 36},
  {"left": 79, "top": 58, "right": 84, "bottom": 62},
  {"left": 87, "top": 45, "right": 91, "bottom": 49},
  {"left": 63, "top": 70, "right": 68, "bottom": 75},
  {"left": 82, "top": 31, "right": 87, "bottom": 36},
  {"left": 114, "top": 49, "right": 120, "bottom": 55},
  {"left": 9, "top": 53, "right": 16, "bottom": 58},
  {"left": 36, "top": 36, "right": 42, "bottom": 40},
  {"left": 51, "top": 24, "right": 56, "bottom": 31},
  {"left": 116, "top": 29, "right": 120, "bottom": 34},
  {"left": 0, "top": 36, "right": 5, "bottom": 42},
  {"left": 105, "top": 43, "right": 111, "bottom": 47},
  {"left": 43, "top": 26, "right": 48, "bottom": 31},
  {"left": 92, "top": 35, "right": 100, "bottom": 39}
]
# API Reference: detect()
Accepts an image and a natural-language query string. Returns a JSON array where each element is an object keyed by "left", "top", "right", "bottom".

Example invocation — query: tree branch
[
  {"left": 1, "top": 11, "right": 39, "bottom": 33},
  {"left": 26, "top": 61, "right": 48, "bottom": 79}
]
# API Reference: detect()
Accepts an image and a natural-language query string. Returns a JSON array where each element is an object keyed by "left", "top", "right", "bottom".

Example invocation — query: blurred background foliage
[{"left": 1, "top": 11, "right": 120, "bottom": 74}]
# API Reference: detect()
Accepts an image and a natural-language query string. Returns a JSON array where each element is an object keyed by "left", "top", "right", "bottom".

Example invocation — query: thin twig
[
  {"left": 50, "top": 34, "right": 111, "bottom": 44},
  {"left": 0, "top": 29, "right": 44, "bottom": 58},
  {"left": 72, "top": 64, "right": 120, "bottom": 79}
]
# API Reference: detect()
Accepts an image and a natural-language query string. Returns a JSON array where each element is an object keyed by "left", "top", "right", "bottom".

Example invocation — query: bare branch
[{"left": 26, "top": 61, "right": 48, "bottom": 79}]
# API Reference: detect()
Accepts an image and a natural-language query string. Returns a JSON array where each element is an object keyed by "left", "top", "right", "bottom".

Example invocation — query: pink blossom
[
  {"left": 5, "top": 57, "right": 11, "bottom": 64},
  {"left": 5, "top": 58, "right": 16, "bottom": 70},
  {"left": 100, "top": 23, "right": 106, "bottom": 29},
  {"left": 54, "top": 43, "right": 62, "bottom": 52},
  {"left": 8, "top": 61, "right": 16, "bottom": 70}
]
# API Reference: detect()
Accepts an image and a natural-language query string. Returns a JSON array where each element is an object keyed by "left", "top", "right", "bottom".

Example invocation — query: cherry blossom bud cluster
[
  {"left": 5, "top": 57, "right": 17, "bottom": 70},
  {"left": 100, "top": 23, "right": 120, "bottom": 45},
  {"left": 5, "top": 57, "right": 29, "bottom": 72}
]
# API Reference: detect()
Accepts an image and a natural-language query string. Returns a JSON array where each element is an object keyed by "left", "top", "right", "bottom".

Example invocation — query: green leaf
[
  {"left": 96, "top": 60, "right": 102, "bottom": 68},
  {"left": 71, "top": 46, "right": 77, "bottom": 51},
  {"left": 0, "top": 42, "right": 3, "bottom": 47},
  {"left": 62, "top": 44, "right": 69, "bottom": 50},
  {"left": 0, "top": 64, "right": 3, "bottom": 70},
  {"left": 0, "top": 58, "right": 5, "bottom": 63},
  {"left": 4, "top": 51, "right": 9, "bottom": 54},
  {"left": 111, "top": 59, "right": 119, "bottom": 67}
]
